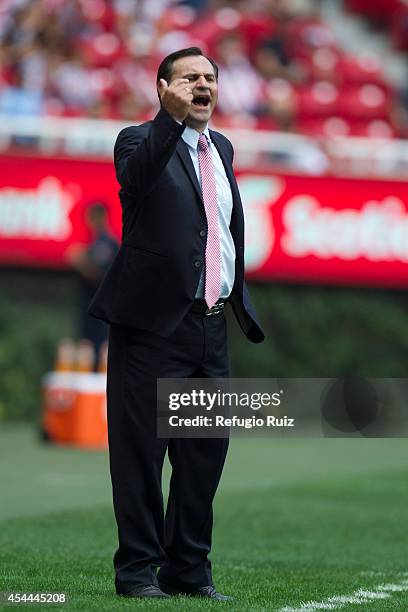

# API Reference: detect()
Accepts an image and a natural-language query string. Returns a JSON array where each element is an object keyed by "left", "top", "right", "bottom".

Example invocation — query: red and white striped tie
[{"left": 198, "top": 133, "right": 221, "bottom": 309}]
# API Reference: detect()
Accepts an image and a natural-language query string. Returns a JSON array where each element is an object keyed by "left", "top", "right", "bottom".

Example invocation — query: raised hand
[{"left": 157, "top": 78, "right": 193, "bottom": 122}]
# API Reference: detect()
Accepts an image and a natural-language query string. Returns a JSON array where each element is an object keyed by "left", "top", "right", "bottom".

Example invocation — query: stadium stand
[
  {"left": 344, "top": 0, "right": 408, "bottom": 51},
  {"left": 0, "top": 0, "right": 406, "bottom": 140}
]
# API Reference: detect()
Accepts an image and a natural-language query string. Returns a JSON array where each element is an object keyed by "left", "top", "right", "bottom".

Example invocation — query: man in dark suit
[{"left": 89, "top": 47, "right": 264, "bottom": 600}]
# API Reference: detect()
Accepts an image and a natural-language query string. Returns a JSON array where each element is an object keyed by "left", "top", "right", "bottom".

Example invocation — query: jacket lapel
[
  {"left": 210, "top": 129, "right": 244, "bottom": 239},
  {"left": 176, "top": 139, "right": 203, "bottom": 204},
  {"left": 209, "top": 130, "right": 240, "bottom": 206}
]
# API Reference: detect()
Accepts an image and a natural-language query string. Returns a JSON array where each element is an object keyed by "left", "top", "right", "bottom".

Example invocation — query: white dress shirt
[{"left": 181, "top": 124, "right": 236, "bottom": 299}]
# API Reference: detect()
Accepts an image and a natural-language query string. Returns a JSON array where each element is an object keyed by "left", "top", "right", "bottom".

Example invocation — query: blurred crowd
[{"left": 0, "top": 0, "right": 407, "bottom": 138}]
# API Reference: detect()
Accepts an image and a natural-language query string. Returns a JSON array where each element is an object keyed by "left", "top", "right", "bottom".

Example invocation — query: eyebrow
[{"left": 182, "top": 72, "right": 216, "bottom": 79}]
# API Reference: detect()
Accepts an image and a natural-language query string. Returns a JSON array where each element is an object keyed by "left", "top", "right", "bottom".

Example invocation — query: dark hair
[{"left": 156, "top": 47, "right": 219, "bottom": 85}]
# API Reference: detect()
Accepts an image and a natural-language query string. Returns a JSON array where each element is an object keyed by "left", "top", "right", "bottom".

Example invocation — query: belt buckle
[{"left": 205, "top": 302, "right": 225, "bottom": 316}]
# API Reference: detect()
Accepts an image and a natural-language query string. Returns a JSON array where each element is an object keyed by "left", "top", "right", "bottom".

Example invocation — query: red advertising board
[
  {"left": 0, "top": 153, "right": 407, "bottom": 288},
  {"left": 0, "top": 155, "right": 120, "bottom": 268}
]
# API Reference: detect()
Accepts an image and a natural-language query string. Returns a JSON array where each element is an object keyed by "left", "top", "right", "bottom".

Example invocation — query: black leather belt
[{"left": 189, "top": 299, "right": 226, "bottom": 316}]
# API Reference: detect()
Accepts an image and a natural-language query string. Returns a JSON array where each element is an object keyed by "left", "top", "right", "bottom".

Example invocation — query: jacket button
[
  {"left": 199, "top": 230, "right": 206, "bottom": 237},
  {"left": 194, "top": 260, "right": 202, "bottom": 269}
]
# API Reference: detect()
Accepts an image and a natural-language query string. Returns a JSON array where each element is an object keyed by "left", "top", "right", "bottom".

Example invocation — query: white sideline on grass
[{"left": 280, "top": 579, "right": 408, "bottom": 611}]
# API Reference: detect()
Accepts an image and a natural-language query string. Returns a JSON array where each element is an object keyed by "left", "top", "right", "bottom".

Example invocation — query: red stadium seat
[
  {"left": 286, "top": 18, "right": 337, "bottom": 59},
  {"left": 298, "top": 48, "right": 343, "bottom": 84},
  {"left": 239, "top": 14, "right": 279, "bottom": 53},
  {"left": 297, "top": 82, "right": 340, "bottom": 118},
  {"left": 339, "top": 53, "right": 387, "bottom": 87},
  {"left": 80, "top": 0, "right": 116, "bottom": 31},
  {"left": 297, "top": 117, "right": 352, "bottom": 137},
  {"left": 297, "top": 116, "right": 395, "bottom": 139},
  {"left": 356, "top": 119, "right": 395, "bottom": 138},
  {"left": 187, "top": 8, "right": 244, "bottom": 54},
  {"left": 302, "top": 49, "right": 388, "bottom": 89},
  {"left": 157, "top": 6, "right": 197, "bottom": 32},
  {"left": 338, "top": 85, "right": 390, "bottom": 120},
  {"left": 76, "top": 33, "right": 126, "bottom": 69}
]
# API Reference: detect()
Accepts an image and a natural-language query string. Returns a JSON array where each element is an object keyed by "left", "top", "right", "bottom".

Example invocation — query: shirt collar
[{"left": 181, "top": 124, "right": 211, "bottom": 150}]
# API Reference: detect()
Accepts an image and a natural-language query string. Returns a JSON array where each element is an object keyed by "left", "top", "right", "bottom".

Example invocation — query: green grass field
[{"left": 1, "top": 424, "right": 408, "bottom": 611}]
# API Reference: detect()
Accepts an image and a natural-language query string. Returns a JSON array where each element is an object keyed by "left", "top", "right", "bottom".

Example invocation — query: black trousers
[{"left": 107, "top": 308, "right": 230, "bottom": 595}]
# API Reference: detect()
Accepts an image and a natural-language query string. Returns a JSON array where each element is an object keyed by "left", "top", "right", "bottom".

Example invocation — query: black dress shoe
[
  {"left": 160, "top": 582, "right": 233, "bottom": 601},
  {"left": 119, "top": 585, "right": 170, "bottom": 598},
  {"left": 194, "top": 586, "right": 234, "bottom": 601}
]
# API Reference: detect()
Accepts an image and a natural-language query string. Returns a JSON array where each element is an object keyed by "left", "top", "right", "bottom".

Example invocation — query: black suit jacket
[{"left": 88, "top": 108, "right": 264, "bottom": 343}]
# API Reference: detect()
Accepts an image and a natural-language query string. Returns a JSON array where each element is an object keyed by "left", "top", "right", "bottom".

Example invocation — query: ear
[{"left": 157, "top": 79, "right": 168, "bottom": 100}]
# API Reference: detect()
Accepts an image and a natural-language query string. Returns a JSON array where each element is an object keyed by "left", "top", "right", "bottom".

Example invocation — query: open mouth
[{"left": 192, "top": 95, "right": 211, "bottom": 108}]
